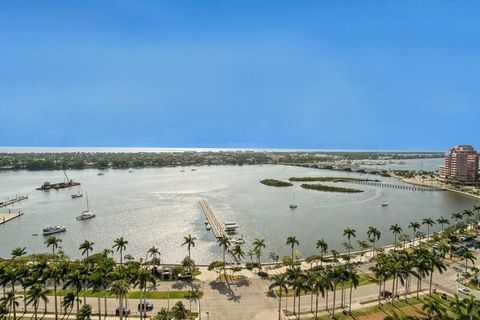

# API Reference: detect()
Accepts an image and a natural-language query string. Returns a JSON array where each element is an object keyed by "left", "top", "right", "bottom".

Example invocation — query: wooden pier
[
  {"left": 199, "top": 200, "right": 229, "bottom": 239},
  {"left": 0, "top": 210, "right": 24, "bottom": 225},
  {"left": 0, "top": 195, "right": 28, "bottom": 208},
  {"left": 342, "top": 180, "right": 441, "bottom": 191}
]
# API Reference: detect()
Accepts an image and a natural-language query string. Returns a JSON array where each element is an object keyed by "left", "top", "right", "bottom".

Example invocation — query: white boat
[
  {"left": 289, "top": 193, "right": 298, "bottom": 209},
  {"left": 206, "top": 224, "right": 211, "bottom": 231},
  {"left": 224, "top": 222, "right": 239, "bottom": 233},
  {"left": 76, "top": 193, "right": 96, "bottom": 221},
  {"left": 381, "top": 202, "right": 389, "bottom": 207},
  {"left": 71, "top": 187, "right": 83, "bottom": 199},
  {"left": 43, "top": 226, "right": 66, "bottom": 236}
]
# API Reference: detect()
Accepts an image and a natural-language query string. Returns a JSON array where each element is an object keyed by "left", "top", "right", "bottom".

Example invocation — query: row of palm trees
[
  {"left": 269, "top": 263, "right": 360, "bottom": 319},
  {"left": 0, "top": 235, "right": 203, "bottom": 320},
  {"left": 266, "top": 204, "right": 480, "bottom": 319}
]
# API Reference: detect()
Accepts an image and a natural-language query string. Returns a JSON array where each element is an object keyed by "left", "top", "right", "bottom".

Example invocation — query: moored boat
[
  {"left": 76, "top": 193, "right": 96, "bottom": 221},
  {"left": 43, "top": 226, "right": 66, "bottom": 236}
]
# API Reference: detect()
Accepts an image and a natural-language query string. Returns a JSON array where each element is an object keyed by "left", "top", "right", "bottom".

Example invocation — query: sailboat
[
  {"left": 289, "top": 193, "right": 298, "bottom": 209},
  {"left": 71, "top": 187, "right": 83, "bottom": 199},
  {"left": 76, "top": 193, "right": 96, "bottom": 221}
]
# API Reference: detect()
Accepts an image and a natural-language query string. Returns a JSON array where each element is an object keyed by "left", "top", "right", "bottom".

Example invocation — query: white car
[{"left": 457, "top": 287, "right": 471, "bottom": 295}]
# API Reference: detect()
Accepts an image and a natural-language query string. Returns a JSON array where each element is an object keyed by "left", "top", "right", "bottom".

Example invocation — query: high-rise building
[{"left": 439, "top": 145, "right": 479, "bottom": 185}]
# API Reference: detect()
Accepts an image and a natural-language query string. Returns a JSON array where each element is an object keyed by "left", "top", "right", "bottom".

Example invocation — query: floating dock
[
  {"left": 0, "top": 195, "right": 28, "bottom": 208},
  {"left": 199, "top": 200, "right": 229, "bottom": 239},
  {"left": 0, "top": 210, "right": 24, "bottom": 225}
]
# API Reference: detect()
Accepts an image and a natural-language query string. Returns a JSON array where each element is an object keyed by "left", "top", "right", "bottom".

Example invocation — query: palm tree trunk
[
  {"left": 391, "top": 274, "right": 396, "bottom": 304},
  {"left": 297, "top": 293, "right": 301, "bottom": 319},
  {"left": 278, "top": 292, "right": 282, "bottom": 320},
  {"left": 315, "top": 292, "right": 319, "bottom": 319},
  {"left": 325, "top": 290, "right": 328, "bottom": 312},
  {"left": 97, "top": 297, "right": 101, "bottom": 320},
  {"left": 54, "top": 280, "right": 58, "bottom": 320},
  {"left": 429, "top": 270, "right": 434, "bottom": 296},
  {"left": 377, "top": 281, "right": 381, "bottom": 308},
  {"left": 76, "top": 292, "right": 80, "bottom": 315},
  {"left": 349, "top": 284, "right": 353, "bottom": 314},
  {"left": 340, "top": 283, "right": 344, "bottom": 308},
  {"left": 34, "top": 303, "right": 38, "bottom": 320},
  {"left": 332, "top": 284, "right": 336, "bottom": 317},
  {"left": 119, "top": 294, "right": 124, "bottom": 320},
  {"left": 292, "top": 290, "right": 296, "bottom": 315},
  {"left": 103, "top": 295, "right": 107, "bottom": 319}
]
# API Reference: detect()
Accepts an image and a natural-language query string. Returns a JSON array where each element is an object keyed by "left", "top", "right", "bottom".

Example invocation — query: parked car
[
  {"left": 440, "top": 293, "right": 448, "bottom": 300},
  {"left": 470, "top": 278, "right": 480, "bottom": 286},
  {"left": 380, "top": 290, "right": 392, "bottom": 298},
  {"left": 138, "top": 302, "right": 154, "bottom": 312},
  {"left": 457, "top": 287, "right": 471, "bottom": 295},
  {"left": 177, "top": 272, "right": 193, "bottom": 281},
  {"left": 115, "top": 308, "right": 131, "bottom": 316}
]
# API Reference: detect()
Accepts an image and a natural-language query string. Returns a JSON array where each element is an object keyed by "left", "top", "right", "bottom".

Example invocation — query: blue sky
[{"left": 0, "top": 1, "right": 479, "bottom": 150}]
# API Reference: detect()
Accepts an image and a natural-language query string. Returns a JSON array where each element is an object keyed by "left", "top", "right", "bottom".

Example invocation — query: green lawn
[{"left": 46, "top": 289, "right": 199, "bottom": 300}]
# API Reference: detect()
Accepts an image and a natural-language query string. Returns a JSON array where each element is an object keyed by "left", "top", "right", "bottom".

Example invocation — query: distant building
[{"left": 439, "top": 145, "right": 479, "bottom": 185}]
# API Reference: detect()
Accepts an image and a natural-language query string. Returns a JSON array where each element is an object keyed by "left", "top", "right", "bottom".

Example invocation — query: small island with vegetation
[
  {"left": 289, "top": 176, "right": 380, "bottom": 182},
  {"left": 301, "top": 183, "right": 363, "bottom": 193},
  {"left": 260, "top": 179, "right": 293, "bottom": 187}
]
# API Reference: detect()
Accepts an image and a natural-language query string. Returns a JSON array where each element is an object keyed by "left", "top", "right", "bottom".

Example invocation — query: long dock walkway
[
  {"left": 342, "top": 180, "right": 441, "bottom": 191},
  {"left": 0, "top": 210, "right": 24, "bottom": 225},
  {"left": 0, "top": 195, "right": 28, "bottom": 208},
  {"left": 199, "top": 200, "right": 228, "bottom": 239}
]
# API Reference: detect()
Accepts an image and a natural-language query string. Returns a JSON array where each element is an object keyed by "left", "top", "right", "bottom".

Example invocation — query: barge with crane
[{"left": 36, "top": 170, "right": 81, "bottom": 190}]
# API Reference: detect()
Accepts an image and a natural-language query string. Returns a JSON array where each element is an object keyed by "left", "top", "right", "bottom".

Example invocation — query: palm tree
[
  {"left": 367, "top": 227, "right": 381, "bottom": 256},
  {"left": 154, "top": 308, "right": 173, "bottom": 320},
  {"left": 61, "top": 292, "right": 78, "bottom": 320},
  {"left": 427, "top": 254, "right": 446, "bottom": 296},
  {"left": 408, "top": 221, "right": 421, "bottom": 245},
  {"left": 291, "top": 271, "right": 308, "bottom": 317},
  {"left": 421, "top": 297, "right": 445, "bottom": 319},
  {"left": 171, "top": 301, "right": 188, "bottom": 320},
  {"left": 189, "top": 289, "right": 203, "bottom": 320},
  {"left": 110, "top": 280, "right": 129, "bottom": 320},
  {"left": 11, "top": 247, "right": 26, "bottom": 259},
  {"left": 77, "top": 304, "right": 93, "bottom": 320},
  {"left": 217, "top": 235, "right": 231, "bottom": 278},
  {"left": 44, "top": 236, "right": 62, "bottom": 257},
  {"left": 286, "top": 236, "right": 299, "bottom": 266},
  {"left": 25, "top": 283, "right": 49, "bottom": 320},
  {"left": 112, "top": 237, "right": 128, "bottom": 265},
  {"left": 422, "top": 218, "right": 435, "bottom": 240},
  {"left": 389, "top": 224, "right": 402, "bottom": 248},
  {"left": 269, "top": 274, "right": 288, "bottom": 320},
  {"left": 148, "top": 246, "right": 161, "bottom": 266},
  {"left": 316, "top": 239, "right": 328, "bottom": 266},
  {"left": 134, "top": 267, "right": 155, "bottom": 320},
  {"left": 462, "top": 249, "right": 477, "bottom": 274},
  {"left": 451, "top": 212, "right": 463, "bottom": 232},
  {"left": 63, "top": 269, "right": 83, "bottom": 314},
  {"left": 79, "top": 240, "right": 94, "bottom": 258},
  {"left": 462, "top": 294, "right": 480, "bottom": 320},
  {"left": 182, "top": 235, "right": 196, "bottom": 262},
  {"left": 347, "top": 268, "right": 359, "bottom": 314},
  {"left": 436, "top": 217, "right": 449, "bottom": 232},
  {"left": 89, "top": 271, "right": 105, "bottom": 320},
  {"left": 44, "top": 263, "right": 62, "bottom": 320},
  {"left": 253, "top": 238, "right": 266, "bottom": 268},
  {"left": 231, "top": 245, "right": 244, "bottom": 263},
  {"left": 343, "top": 227, "right": 356, "bottom": 256},
  {"left": 2, "top": 291, "right": 19, "bottom": 320}
]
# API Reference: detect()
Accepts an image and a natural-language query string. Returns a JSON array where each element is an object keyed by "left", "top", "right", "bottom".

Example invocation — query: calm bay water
[{"left": 0, "top": 164, "right": 477, "bottom": 264}]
